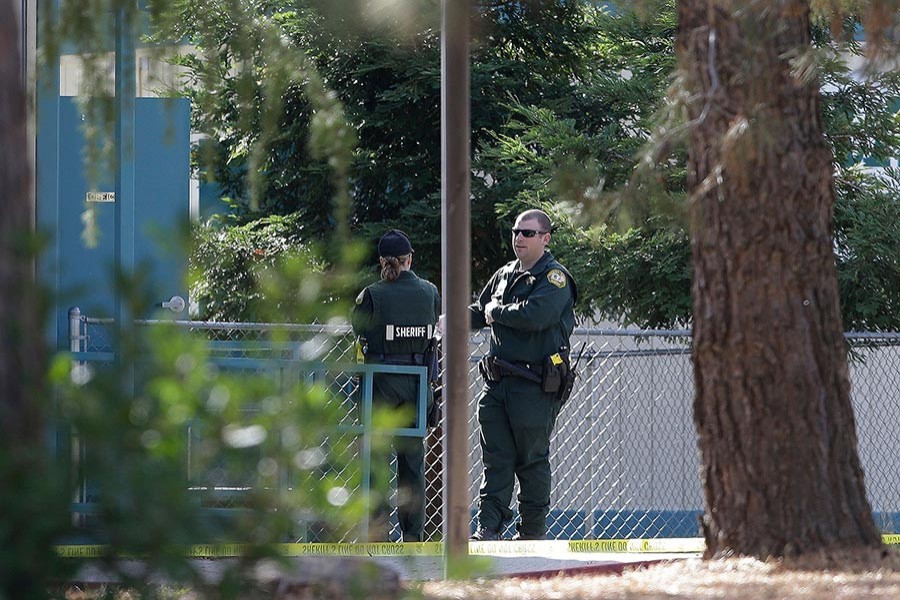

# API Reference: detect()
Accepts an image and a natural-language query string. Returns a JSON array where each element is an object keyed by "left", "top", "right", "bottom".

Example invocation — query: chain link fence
[{"left": 68, "top": 310, "right": 900, "bottom": 541}]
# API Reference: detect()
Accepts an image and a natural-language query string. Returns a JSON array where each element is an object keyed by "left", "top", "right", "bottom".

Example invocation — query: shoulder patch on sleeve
[
  {"left": 547, "top": 269, "right": 567, "bottom": 289},
  {"left": 355, "top": 290, "right": 366, "bottom": 305}
]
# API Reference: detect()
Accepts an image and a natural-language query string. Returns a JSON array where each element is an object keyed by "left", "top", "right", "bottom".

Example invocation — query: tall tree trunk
[
  {"left": 677, "top": 0, "right": 882, "bottom": 558},
  {"left": 0, "top": 0, "right": 42, "bottom": 446},
  {"left": 0, "top": 3, "right": 68, "bottom": 597}
]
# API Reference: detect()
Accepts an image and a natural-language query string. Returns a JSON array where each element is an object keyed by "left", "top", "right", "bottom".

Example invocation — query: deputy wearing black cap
[{"left": 351, "top": 229, "right": 440, "bottom": 541}]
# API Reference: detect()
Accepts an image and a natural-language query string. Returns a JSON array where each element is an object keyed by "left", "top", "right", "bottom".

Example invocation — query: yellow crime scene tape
[
  {"left": 54, "top": 535, "right": 900, "bottom": 558},
  {"left": 54, "top": 540, "right": 688, "bottom": 558}
]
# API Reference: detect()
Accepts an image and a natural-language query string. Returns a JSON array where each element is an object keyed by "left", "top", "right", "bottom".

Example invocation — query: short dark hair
[{"left": 517, "top": 209, "right": 552, "bottom": 233}]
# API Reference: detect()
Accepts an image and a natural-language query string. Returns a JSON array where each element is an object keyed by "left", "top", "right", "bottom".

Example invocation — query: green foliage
[
  {"left": 817, "top": 30, "right": 900, "bottom": 167},
  {"left": 15, "top": 2, "right": 370, "bottom": 595},
  {"left": 0, "top": 444, "right": 75, "bottom": 600},
  {"left": 154, "top": 0, "right": 357, "bottom": 259},
  {"left": 176, "top": 0, "right": 687, "bottom": 328},
  {"left": 484, "top": 5, "right": 900, "bottom": 330},
  {"left": 178, "top": 0, "right": 678, "bottom": 289},
  {"left": 29, "top": 229, "right": 377, "bottom": 597},
  {"left": 492, "top": 198, "right": 691, "bottom": 328},
  {"left": 175, "top": 0, "right": 900, "bottom": 331},
  {"left": 471, "top": 4, "right": 686, "bottom": 326},
  {"left": 578, "top": 223, "right": 691, "bottom": 329},
  {"left": 834, "top": 168, "right": 900, "bottom": 331},
  {"left": 190, "top": 214, "right": 328, "bottom": 322},
  {"left": 49, "top": 279, "right": 371, "bottom": 598}
]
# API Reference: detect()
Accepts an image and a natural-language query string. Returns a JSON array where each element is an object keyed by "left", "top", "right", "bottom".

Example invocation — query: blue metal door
[{"left": 38, "top": 96, "right": 190, "bottom": 349}]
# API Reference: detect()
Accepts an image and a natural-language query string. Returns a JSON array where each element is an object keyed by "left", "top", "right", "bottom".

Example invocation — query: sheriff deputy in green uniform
[
  {"left": 351, "top": 229, "right": 441, "bottom": 542},
  {"left": 468, "top": 208, "right": 577, "bottom": 541}
]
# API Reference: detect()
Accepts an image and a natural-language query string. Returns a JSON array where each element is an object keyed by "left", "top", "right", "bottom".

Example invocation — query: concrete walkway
[
  {"left": 371, "top": 550, "right": 693, "bottom": 580},
  {"left": 72, "top": 540, "right": 699, "bottom": 583}
]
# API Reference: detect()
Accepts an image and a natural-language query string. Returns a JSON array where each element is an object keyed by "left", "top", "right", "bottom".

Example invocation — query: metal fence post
[
  {"left": 358, "top": 369, "right": 373, "bottom": 542},
  {"left": 68, "top": 306, "right": 81, "bottom": 354},
  {"left": 67, "top": 306, "right": 85, "bottom": 524}
]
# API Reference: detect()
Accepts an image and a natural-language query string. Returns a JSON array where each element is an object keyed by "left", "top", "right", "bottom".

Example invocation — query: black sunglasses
[{"left": 511, "top": 228, "right": 547, "bottom": 238}]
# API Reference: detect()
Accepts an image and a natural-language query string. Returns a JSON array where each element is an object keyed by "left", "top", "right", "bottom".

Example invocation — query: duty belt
[
  {"left": 368, "top": 352, "right": 426, "bottom": 366},
  {"left": 479, "top": 355, "right": 542, "bottom": 384}
]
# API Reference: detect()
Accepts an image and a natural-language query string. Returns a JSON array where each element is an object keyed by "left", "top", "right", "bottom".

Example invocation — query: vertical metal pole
[
  {"left": 113, "top": 4, "right": 137, "bottom": 450},
  {"left": 359, "top": 370, "right": 373, "bottom": 542},
  {"left": 68, "top": 306, "right": 81, "bottom": 354},
  {"left": 441, "top": 0, "right": 471, "bottom": 576},
  {"left": 115, "top": 5, "right": 135, "bottom": 358},
  {"left": 36, "top": 0, "right": 61, "bottom": 348},
  {"left": 67, "top": 307, "right": 84, "bottom": 522},
  {"left": 112, "top": 11, "right": 136, "bottom": 522},
  {"left": 22, "top": 0, "right": 37, "bottom": 231}
]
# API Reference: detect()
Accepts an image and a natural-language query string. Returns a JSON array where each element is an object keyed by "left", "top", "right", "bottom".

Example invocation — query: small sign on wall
[{"left": 86, "top": 191, "right": 115, "bottom": 203}]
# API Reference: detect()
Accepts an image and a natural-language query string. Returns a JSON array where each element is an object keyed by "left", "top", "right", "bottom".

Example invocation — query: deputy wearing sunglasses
[{"left": 468, "top": 208, "right": 578, "bottom": 541}]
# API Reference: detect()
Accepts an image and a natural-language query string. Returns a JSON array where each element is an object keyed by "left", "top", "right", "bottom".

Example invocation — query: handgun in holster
[
  {"left": 478, "top": 356, "right": 502, "bottom": 383},
  {"left": 543, "top": 350, "right": 576, "bottom": 403},
  {"left": 423, "top": 337, "right": 440, "bottom": 383},
  {"left": 428, "top": 384, "right": 442, "bottom": 428},
  {"left": 557, "top": 367, "right": 576, "bottom": 404},
  {"left": 425, "top": 337, "right": 442, "bottom": 427}
]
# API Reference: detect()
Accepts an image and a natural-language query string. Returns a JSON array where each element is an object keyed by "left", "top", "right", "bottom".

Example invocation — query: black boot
[
  {"left": 512, "top": 531, "right": 546, "bottom": 541},
  {"left": 469, "top": 527, "right": 501, "bottom": 541}
]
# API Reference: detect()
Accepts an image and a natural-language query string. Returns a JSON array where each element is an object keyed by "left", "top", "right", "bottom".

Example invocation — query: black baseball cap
[{"left": 378, "top": 229, "right": 414, "bottom": 257}]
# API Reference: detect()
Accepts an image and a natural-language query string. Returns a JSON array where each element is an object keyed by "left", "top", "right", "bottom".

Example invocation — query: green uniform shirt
[{"left": 469, "top": 251, "right": 577, "bottom": 363}]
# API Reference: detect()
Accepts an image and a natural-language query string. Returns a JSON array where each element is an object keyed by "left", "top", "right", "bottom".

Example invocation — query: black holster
[
  {"left": 478, "top": 356, "right": 502, "bottom": 383},
  {"left": 542, "top": 352, "right": 576, "bottom": 403},
  {"left": 428, "top": 385, "right": 442, "bottom": 428},
  {"left": 423, "top": 338, "right": 439, "bottom": 383},
  {"left": 557, "top": 368, "right": 576, "bottom": 404}
]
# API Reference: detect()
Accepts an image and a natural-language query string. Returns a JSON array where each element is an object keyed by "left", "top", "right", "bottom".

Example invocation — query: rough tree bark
[
  {"left": 0, "top": 2, "right": 66, "bottom": 597},
  {"left": 677, "top": 0, "right": 883, "bottom": 559},
  {"left": 0, "top": 0, "right": 42, "bottom": 446}
]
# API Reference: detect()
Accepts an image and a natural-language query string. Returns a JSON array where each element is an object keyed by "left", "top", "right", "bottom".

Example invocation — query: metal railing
[{"left": 67, "top": 308, "right": 900, "bottom": 541}]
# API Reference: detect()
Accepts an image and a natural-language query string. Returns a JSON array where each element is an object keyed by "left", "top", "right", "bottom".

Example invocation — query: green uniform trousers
[
  {"left": 368, "top": 371, "right": 429, "bottom": 542},
  {"left": 475, "top": 376, "right": 561, "bottom": 537}
]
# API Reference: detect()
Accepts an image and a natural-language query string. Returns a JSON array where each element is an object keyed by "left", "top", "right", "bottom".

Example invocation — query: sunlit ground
[{"left": 421, "top": 554, "right": 900, "bottom": 600}]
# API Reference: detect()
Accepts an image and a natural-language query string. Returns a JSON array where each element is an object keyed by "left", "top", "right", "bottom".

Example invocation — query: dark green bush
[{"left": 191, "top": 214, "right": 326, "bottom": 322}]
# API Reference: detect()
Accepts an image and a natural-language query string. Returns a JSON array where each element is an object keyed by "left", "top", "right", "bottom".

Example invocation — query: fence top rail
[
  {"left": 75, "top": 315, "right": 694, "bottom": 338},
  {"left": 845, "top": 331, "right": 900, "bottom": 341},
  {"left": 70, "top": 310, "right": 900, "bottom": 340},
  {"left": 574, "top": 327, "right": 691, "bottom": 337},
  {"left": 79, "top": 317, "right": 352, "bottom": 335}
]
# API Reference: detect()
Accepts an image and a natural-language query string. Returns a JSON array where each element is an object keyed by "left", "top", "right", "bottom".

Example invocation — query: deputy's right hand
[{"left": 484, "top": 300, "right": 499, "bottom": 324}]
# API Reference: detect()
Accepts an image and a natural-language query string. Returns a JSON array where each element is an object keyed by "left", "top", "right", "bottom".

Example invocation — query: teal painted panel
[
  {"left": 135, "top": 98, "right": 191, "bottom": 309},
  {"left": 56, "top": 99, "right": 117, "bottom": 327},
  {"left": 43, "top": 97, "right": 190, "bottom": 348}
]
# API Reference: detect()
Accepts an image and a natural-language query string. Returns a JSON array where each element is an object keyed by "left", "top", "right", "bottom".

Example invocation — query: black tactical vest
[{"left": 364, "top": 272, "right": 439, "bottom": 357}]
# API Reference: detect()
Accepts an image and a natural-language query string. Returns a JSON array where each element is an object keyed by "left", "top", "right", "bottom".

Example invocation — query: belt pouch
[{"left": 541, "top": 356, "right": 562, "bottom": 394}]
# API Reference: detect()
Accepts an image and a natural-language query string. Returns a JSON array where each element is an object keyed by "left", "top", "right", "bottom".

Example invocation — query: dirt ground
[{"left": 419, "top": 552, "right": 900, "bottom": 600}]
